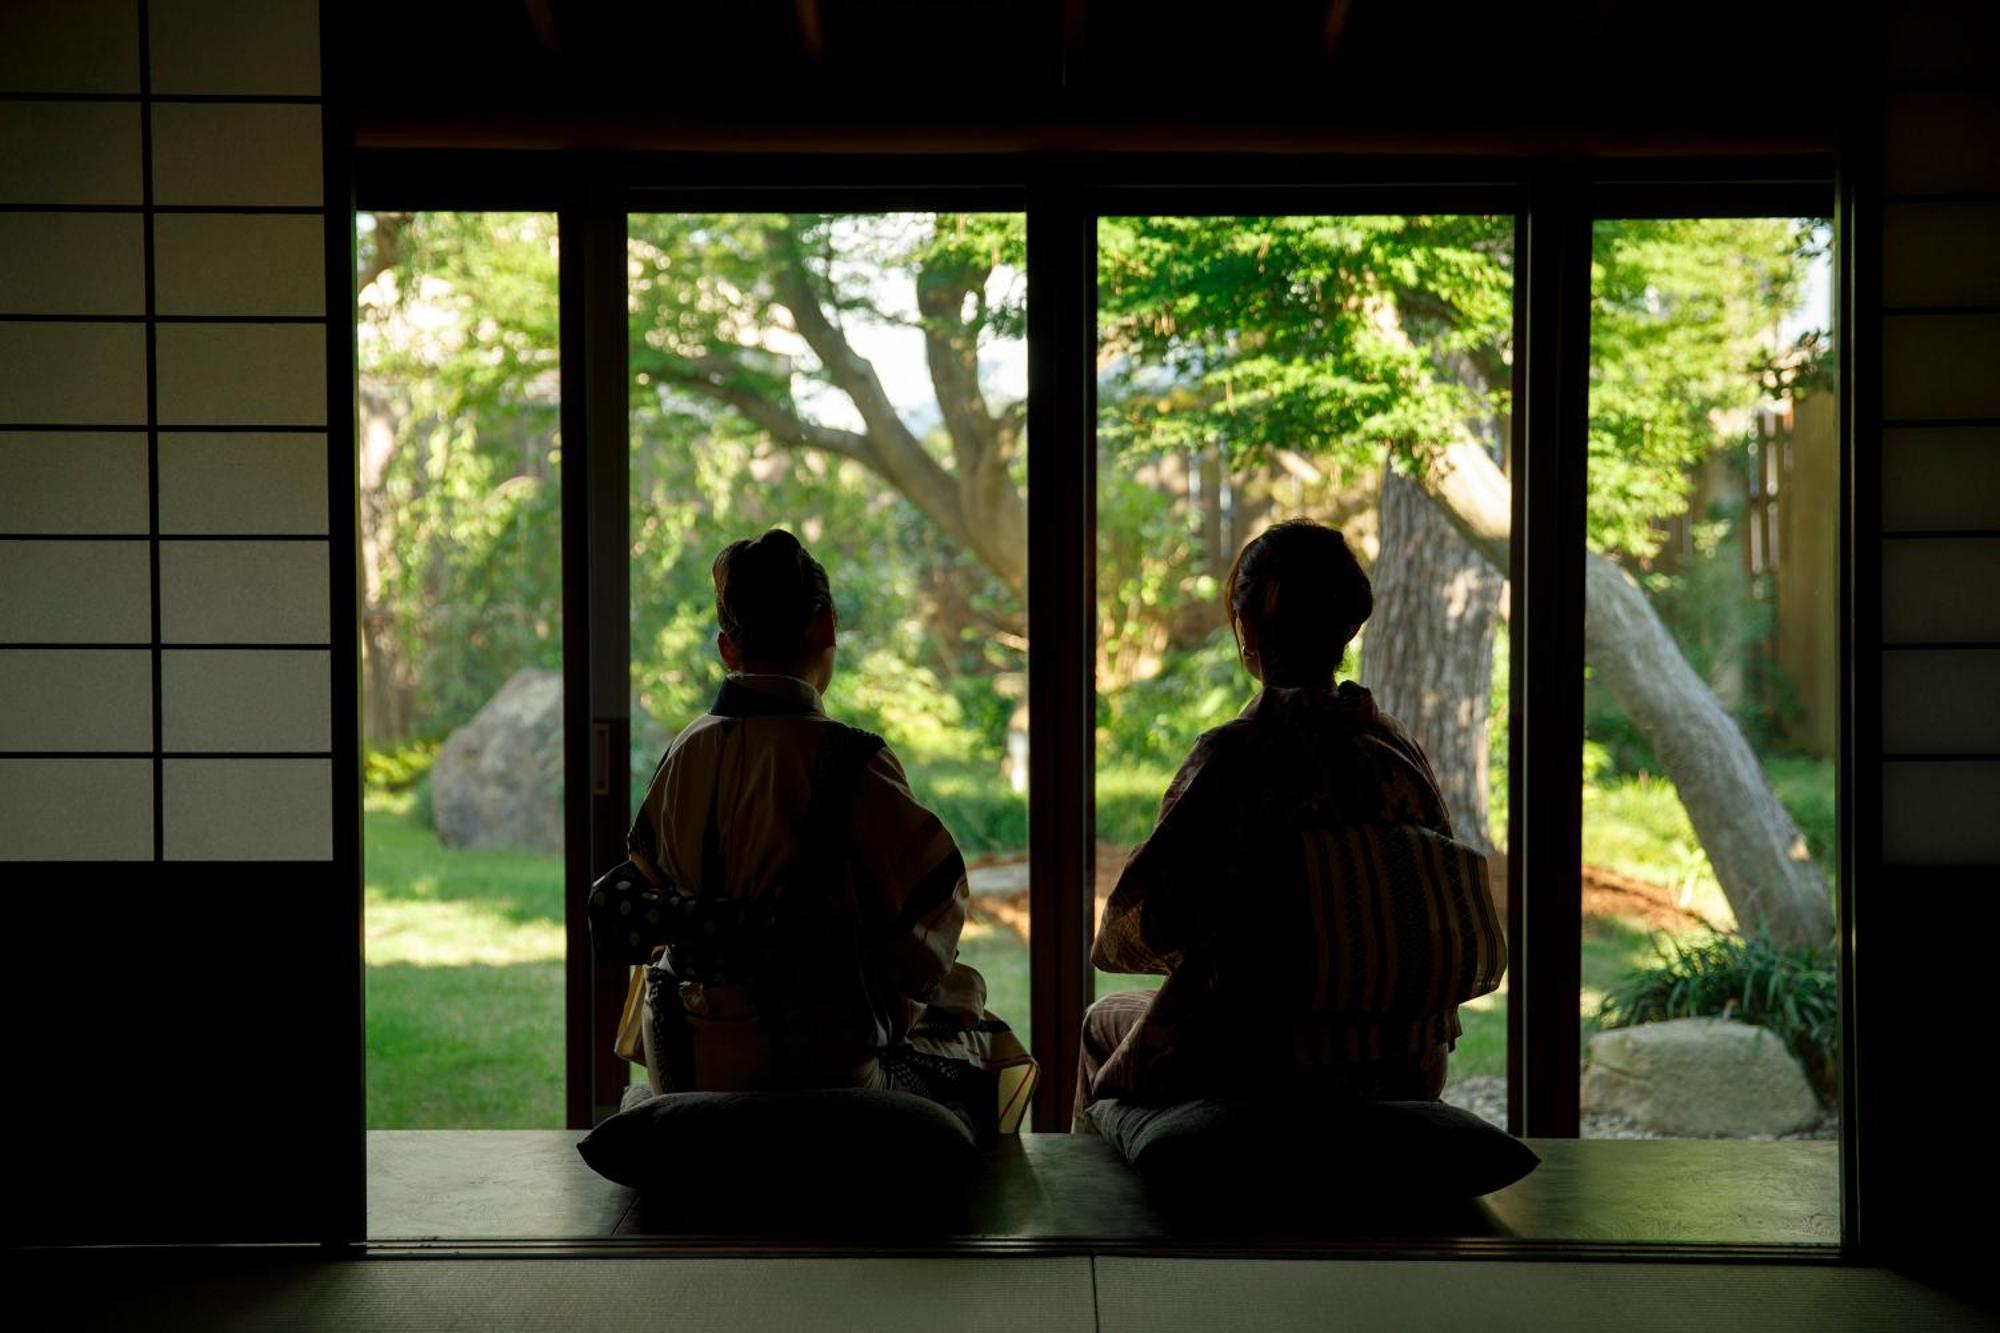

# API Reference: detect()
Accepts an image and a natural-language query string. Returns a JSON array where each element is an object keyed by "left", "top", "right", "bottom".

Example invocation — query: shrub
[
  {"left": 907, "top": 758, "right": 1028, "bottom": 858},
  {"left": 1597, "top": 929, "right": 1838, "bottom": 1104},
  {"left": 365, "top": 739, "right": 442, "bottom": 792},
  {"left": 408, "top": 774, "right": 436, "bottom": 832},
  {"left": 1099, "top": 630, "right": 1247, "bottom": 770}
]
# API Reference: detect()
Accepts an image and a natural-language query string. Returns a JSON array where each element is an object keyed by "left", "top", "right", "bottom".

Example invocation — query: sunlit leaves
[
  {"left": 357, "top": 212, "right": 564, "bottom": 731},
  {"left": 1588, "top": 217, "right": 1821, "bottom": 559},
  {"left": 1097, "top": 215, "right": 1511, "bottom": 488}
]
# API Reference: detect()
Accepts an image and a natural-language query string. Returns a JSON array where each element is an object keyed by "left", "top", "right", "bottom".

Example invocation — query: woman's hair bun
[
  {"left": 1223, "top": 520, "right": 1371, "bottom": 684},
  {"left": 712, "top": 529, "right": 834, "bottom": 663}
]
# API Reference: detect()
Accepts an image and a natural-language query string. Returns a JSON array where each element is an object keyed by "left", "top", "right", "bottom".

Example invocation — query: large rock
[
  {"left": 430, "top": 668, "right": 564, "bottom": 851},
  {"left": 1581, "top": 1017, "right": 1822, "bottom": 1138}
]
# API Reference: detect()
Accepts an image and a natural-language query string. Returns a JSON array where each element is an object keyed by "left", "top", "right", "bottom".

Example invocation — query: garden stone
[
  {"left": 966, "top": 859, "right": 1031, "bottom": 896},
  {"left": 430, "top": 668, "right": 565, "bottom": 851},
  {"left": 1580, "top": 1017, "right": 1821, "bottom": 1138}
]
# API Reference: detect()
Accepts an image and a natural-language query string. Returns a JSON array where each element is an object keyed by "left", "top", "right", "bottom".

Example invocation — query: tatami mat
[
  {"left": 1092, "top": 1257, "right": 1998, "bottom": 1333},
  {"left": 16, "top": 1253, "right": 1997, "bottom": 1332},
  {"left": 19, "top": 1256, "right": 1098, "bottom": 1333}
]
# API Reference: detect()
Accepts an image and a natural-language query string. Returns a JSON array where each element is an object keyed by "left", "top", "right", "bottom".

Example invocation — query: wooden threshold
[{"left": 366, "top": 1130, "right": 1839, "bottom": 1260}]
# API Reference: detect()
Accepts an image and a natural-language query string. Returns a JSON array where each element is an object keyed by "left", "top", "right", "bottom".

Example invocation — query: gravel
[{"left": 1443, "top": 1074, "right": 1839, "bottom": 1141}]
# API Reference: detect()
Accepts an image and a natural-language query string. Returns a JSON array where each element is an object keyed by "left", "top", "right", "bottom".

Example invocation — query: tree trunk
[
  {"left": 1362, "top": 467, "right": 1502, "bottom": 852},
  {"left": 1198, "top": 443, "right": 1226, "bottom": 576},
  {"left": 1420, "top": 439, "right": 1836, "bottom": 948},
  {"left": 357, "top": 394, "right": 414, "bottom": 746}
]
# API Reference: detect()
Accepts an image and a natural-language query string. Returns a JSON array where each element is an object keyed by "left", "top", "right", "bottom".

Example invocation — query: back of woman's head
[
  {"left": 712, "top": 529, "right": 833, "bottom": 665},
  {"left": 1224, "top": 520, "right": 1372, "bottom": 685}
]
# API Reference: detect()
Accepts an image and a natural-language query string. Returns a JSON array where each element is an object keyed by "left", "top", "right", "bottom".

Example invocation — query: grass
[
  {"left": 365, "top": 790, "right": 565, "bottom": 1128},
  {"left": 364, "top": 757, "right": 1835, "bottom": 1125},
  {"left": 907, "top": 758, "right": 1190, "bottom": 858}
]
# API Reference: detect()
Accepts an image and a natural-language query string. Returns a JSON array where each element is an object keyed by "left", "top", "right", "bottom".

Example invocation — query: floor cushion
[
  {"left": 577, "top": 1087, "right": 982, "bottom": 1193},
  {"left": 1087, "top": 1096, "right": 1540, "bottom": 1205}
]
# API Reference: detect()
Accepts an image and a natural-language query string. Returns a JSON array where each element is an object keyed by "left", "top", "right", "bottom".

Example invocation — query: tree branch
[
  {"left": 766, "top": 223, "right": 1025, "bottom": 591},
  {"left": 764, "top": 226, "right": 943, "bottom": 479},
  {"left": 915, "top": 251, "right": 1028, "bottom": 588},
  {"left": 357, "top": 211, "right": 406, "bottom": 295},
  {"left": 648, "top": 356, "right": 875, "bottom": 467}
]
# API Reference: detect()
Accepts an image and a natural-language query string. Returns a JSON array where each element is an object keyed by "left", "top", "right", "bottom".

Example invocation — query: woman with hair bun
[
  {"left": 1075, "top": 520, "right": 1505, "bottom": 1127},
  {"left": 625, "top": 528, "right": 1036, "bottom": 1136}
]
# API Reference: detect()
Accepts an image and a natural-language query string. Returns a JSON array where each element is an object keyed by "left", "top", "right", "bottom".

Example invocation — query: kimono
[
  {"left": 1078, "top": 680, "right": 1505, "bottom": 1125},
  {"left": 634, "top": 672, "right": 1036, "bottom": 1135}
]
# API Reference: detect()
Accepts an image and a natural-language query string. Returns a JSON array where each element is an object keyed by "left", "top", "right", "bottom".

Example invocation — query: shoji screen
[
  {"left": 1, "top": 0, "right": 358, "bottom": 1244},
  {"left": 1, "top": 0, "right": 332, "bottom": 858},
  {"left": 1856, "top": 0, "right": 2000, "bottom": 1273}
]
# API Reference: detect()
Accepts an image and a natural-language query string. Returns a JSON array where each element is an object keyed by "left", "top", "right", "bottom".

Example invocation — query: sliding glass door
[
  {"left": 356, "top": 210, "right": 567, "bottom": 1129},
  {"left": 1091, "top": 213, "right": 1518, "bottom": 1115},
  {"left": 1578, "top": 215, "right": 1839, "bottom": 1144},
  {"left": 623, "top": 208, "right": 1036, "bottom": 1062}
]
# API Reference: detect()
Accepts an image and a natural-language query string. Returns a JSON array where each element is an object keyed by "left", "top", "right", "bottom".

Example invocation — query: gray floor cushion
[
  {"left": 578, "top": 1088, "right": 982, "bottom": 1193},
  {"left": 1088, "top": 1096, "right": 1540, "bottom": 1205}
]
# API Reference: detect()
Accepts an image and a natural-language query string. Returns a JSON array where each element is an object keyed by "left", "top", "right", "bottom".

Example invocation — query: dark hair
[
  {"left": 1223, "top": 520, "right": 1372, "bottom": 685},
  {"left": 712, "top": 529, "right": 834, "bottom": 663}
]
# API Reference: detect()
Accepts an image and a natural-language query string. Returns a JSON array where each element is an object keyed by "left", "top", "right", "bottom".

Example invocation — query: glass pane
[
  {"left": 1094, "top": 216, "right": 1515, "bottom": 1117},
  {"left": 626, "top": 212, "right": 1032, "bottom": 1052},
  {"left": 357, "top": 211, "right": 566, "bottom": 1128},
  {"left": 1580, "top": 218, "right": 1838, "bottom": 1142}
]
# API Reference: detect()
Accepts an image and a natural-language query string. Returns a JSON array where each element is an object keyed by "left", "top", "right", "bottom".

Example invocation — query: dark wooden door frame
[
  {"left": 351, "top": 148, "right": 1848, "bottom": 1171},
  {"left": 559, "top": 195, "right": 635, "bottom": 1127}
]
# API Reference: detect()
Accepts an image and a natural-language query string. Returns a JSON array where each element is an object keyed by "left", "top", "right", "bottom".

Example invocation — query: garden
[{"left": 358, "top": 210, "right": 1839, "bottom": 1137}]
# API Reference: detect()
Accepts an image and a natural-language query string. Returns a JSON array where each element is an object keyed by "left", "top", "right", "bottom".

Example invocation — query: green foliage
[
  {"left": 1597, "top": 929, "right": 1840, "bottom": 1103},
  {"left": 1766, "top": 756, "right": 1839, "bottom": 878},
  {"left": 1580, "top": 759, "right": 1836, "bottom": 913},
  {"left": 1096, "top": 761, "right": 1181, "bottom": 848},
  {"left": 1588, "top": 218, "right": 1823, "bottom": 560},
  {"left": 407, "top": 772, "right": 435, "bottom": 832},
  {"left": 363, "top": 210, "right": 1834, "bottom": 890},
  {"left": 363, "top": 739, "right": 441, "bottom": 792},
  {"left": 1098, "top": 629, "right": 1248, "bottom": 769},
  {"left": 358, "top": 212, "right": 564, "bottom": 739},
  {"left": 365, "top": 212, "right": 1030, "bottom": 812},
  {"left": 622, "top": 213, "right": 1026, "bottom": 794},
  {"left": 1097, "top": 214, "right": 1827, "bottom": 564},
  {"left": 909, "top": 759, "right": 1028, "bottom": 858},
  {"left": 1097, "top": 214, "right": 1513, "bottom": 476}
]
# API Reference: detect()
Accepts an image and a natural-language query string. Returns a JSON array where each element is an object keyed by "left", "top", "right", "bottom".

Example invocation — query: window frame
[{"left": 351, "top": 150, "right": 1848, "bottom": 1223}]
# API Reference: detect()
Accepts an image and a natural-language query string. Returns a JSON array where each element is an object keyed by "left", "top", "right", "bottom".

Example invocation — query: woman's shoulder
[
  {"left": 816, "top": 717, "right": 890, "bottom": 772},
  {"left": 1352, "top": 697, "right": 1433, "bottom": 765},
  {"left": 1188, "top": 715, "right": 1257, "bottom": 766}
]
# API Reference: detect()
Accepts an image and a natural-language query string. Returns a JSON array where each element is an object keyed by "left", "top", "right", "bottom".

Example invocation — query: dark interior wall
[
  {"left": 343, "top": 0, "right": 1840, "bottom": 154},
  {"left": 1, "top": 0, "right": 360, "bottom": 1244},
  {"left": 1852, "top": 0, "right": 2000, "bottom": 1281}
]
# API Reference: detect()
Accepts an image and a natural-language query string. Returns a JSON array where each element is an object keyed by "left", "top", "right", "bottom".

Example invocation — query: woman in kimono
[
  {"left": 1076, "top": 520, "right": 1505, "bottom": 1128},
  {"left": 632, "top": 529, "right": 1036, "bottom": 1136}
]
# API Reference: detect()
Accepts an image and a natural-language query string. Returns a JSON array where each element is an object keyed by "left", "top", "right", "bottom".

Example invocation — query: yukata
[
  {"left": 1076, "top": 680, "right": 1506, "bottom": 1129},
  {"left": 633, "top": 672, "right": 1036, "bottom": 1136}
]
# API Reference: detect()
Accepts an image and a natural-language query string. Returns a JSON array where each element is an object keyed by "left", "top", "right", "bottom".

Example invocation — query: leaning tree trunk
[
  {"left": 1422, "top": 440, "right": 1836, "bottom": 949},
  {"left": 1362, "top": 467, "right": 1504, "bottom": 853}
]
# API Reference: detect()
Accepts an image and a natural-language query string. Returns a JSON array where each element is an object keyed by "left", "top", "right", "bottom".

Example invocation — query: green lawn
[{"left": 365, "top": 790, "right": 565, "bottom": 1127}]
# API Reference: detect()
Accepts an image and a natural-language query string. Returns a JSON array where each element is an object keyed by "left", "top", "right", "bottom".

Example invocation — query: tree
[
  {"left": 360, "top": 209, "right": 1836, "bottom": 950},
  {"left": 628, "top": 214, "right": 1029, "bottom": 599},
  {"left": 1098, "top": 213, "right": 1834, "bottom": 947},
  {"left": 1365, "top": 468, "right": 1503, "bottom": 853},
  {"left": 356, "top": 211, "right": 564, "bottom": 745}
]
